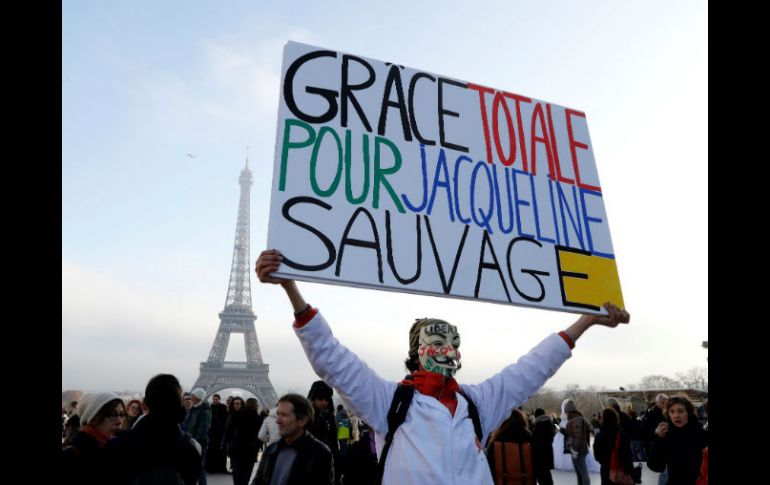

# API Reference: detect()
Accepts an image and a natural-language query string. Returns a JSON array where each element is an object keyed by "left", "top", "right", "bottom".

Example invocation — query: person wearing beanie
[
  {"left": 308, "top": 380, "right": 334, "bottom": 402},
  {"left": 307, "top": 380, "right": 341, "bottom": 484},
  {"left": 554, "top": 399, "right": 603, "bottom": 475},
  {"left": 187, "top": 387, "right": 212, "bottom": 485},
  {"left": 563, "top": 400, "right": 594, "bottom": 485},
  {"left": 255, "top": 249, "right": 630, "bottom": 485},
  {"left": 62, "top": 392, "right": 126, "bottom": 485}
]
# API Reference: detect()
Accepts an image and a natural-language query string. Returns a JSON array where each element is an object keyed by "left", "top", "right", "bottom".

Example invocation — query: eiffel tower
[{"left": 192, "top": 155, "right": 278, "bottom": 408}]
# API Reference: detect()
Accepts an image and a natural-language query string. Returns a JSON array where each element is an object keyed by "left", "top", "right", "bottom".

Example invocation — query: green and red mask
[{"left": 417, "top": 320, "right": 461, "bottom": 378}]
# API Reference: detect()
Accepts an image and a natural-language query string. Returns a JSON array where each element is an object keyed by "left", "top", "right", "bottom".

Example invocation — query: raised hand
[
  {"left": 255, "top": 249, "right": 287, "bottom": 285},
  {"left": 588, "top": 303, "right": 630, "bottom": 328}
]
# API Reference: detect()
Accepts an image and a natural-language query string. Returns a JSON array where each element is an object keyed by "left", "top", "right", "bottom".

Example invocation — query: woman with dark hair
[
  {"left": 61, "top": 392, "right": 126, "bottom": 485},
  {"left": 593, "top": 407, "right": 634, "bottom": 485},
  {"left": 647, "top": 396, "right": 706, "bottom": 485},
  {"left": 104, "top": 373, "right": 202, "bottom": 485},
  {"left": 225, "top": 396, "right": 259, "bottom": 485}
]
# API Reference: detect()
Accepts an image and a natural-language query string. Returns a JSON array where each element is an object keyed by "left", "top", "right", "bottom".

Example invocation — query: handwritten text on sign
[{"left": 267, "top": 41, "right": 624, "bottom": 314}]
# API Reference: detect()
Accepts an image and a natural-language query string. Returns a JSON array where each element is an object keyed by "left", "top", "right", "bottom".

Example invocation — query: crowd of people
[
  {"left": 61, "top": 384, "right": 708, "bottom": 485},
  {"left": 61, "top": 250, "right": 706, "bottom": 484}
]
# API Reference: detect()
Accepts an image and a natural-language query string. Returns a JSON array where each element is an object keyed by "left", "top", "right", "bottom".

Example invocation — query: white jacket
[
  {"left": 295, "top": 311, "right": 572, "bottom": 485},
  {"left": 258, "top": 407, "right": 280, "bottom": 447}
]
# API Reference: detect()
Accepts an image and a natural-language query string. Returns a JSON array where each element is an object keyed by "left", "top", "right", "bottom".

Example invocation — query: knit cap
[{"left": 80, "top": 392, "right": 122, "bottom": 426}]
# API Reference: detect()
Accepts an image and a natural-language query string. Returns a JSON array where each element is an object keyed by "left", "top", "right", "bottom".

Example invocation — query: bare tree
[
  {"left": 675, "top": 367, "right": 708, "bottom": 390},
  {"left": 639, "top": 375, "right": 682, "bottom": 389},
  {"left": 522, "top": 387, "right": 563, "bottom": 416},
  {"left": 559, "top": 384, "right": 605, "bottom": 421}
]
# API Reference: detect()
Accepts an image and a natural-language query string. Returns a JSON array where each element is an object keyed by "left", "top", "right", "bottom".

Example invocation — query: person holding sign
[{"left": 255, "top": 249, "right": 629, "bottom": 485}]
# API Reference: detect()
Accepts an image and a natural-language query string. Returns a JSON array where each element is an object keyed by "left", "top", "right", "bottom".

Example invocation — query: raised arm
[
  {"left": 462, "top": 303, "right": 631, "bottom": 441},
  {"left": 255, "top": 249, "right": 395, "bottom": 434}
]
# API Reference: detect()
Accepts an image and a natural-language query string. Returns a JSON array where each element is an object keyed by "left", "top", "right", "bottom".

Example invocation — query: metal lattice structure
[{"left": 193, "top": 156, "right": 278, "bottom": 408}]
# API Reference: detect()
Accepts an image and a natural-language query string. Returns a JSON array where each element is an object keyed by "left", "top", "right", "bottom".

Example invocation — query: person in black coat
[
  {"left": 594, "top": 407, "right": 634, "bottom": 485},
  {"left": 342, "top": 421, "right": 378, "bottom": 485},
  {"left": 532, "top": 408, "right": 556, "bottom": 485},
  {"left": 225, "top": 397, "right": 262, "bottom": 485},
  {"left": 105, "top": 374, "right": 202, "bottom": 485},
  {"left": 252, "top": 393, "right": 334, "bottom": 485},
  {"left": 642, "top": 394, "right": 668, "bottom": 456},
  {"left": 607, "top": 398, "right": 634, "bottom": 436},
  {"left": 206, "top": 393, "right": 229, "bottom": 473},
  {"left": 647, "top": 396, "right": 706, "bottom": 485},
  {"left": 307, "top": 380, "right": 341, "bottom": 483}
]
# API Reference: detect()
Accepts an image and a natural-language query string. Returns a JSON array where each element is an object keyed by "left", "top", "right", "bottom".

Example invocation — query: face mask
[{"left": 418, "top": 321, "right": 461, "bottom": 377}]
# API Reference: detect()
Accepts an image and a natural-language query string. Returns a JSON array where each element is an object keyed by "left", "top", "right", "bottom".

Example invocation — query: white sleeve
[
  {"left": 258, "top": 419, "right": 268, "bottom": 442},
  {"left": 460, "top": 333, "right": 572, "bottom": 441},
  {"left": 295, "top": 312, "right": 396, "bottom": 435}
]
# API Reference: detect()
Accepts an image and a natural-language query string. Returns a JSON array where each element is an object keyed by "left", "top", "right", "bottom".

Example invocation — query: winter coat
[
  {"left": 648, "top": 420, "right": 707, "bottom": 485},
  {"left": 61, "top": 431, "right": 107, "bottom": 485},
  {"left": 104, "top": 413, "right": 202, "bottom": 485},
  {"left": 252, "top": 431, "right": 334, "bottom": 485},
  {"left": 594, "top": 428, "right": 634, "bottom": 485},
  {"left": 532, "top": 414, "right": 556, "bottom": 471},
  {"left": 225, "top": 407, "right": 262, "bottom": 464},
  {"left": 258, "top": 407, "right": 281, "bottom": 447},
  {"left": 187, "top": 400, "right": 212, "bottom": 447}
]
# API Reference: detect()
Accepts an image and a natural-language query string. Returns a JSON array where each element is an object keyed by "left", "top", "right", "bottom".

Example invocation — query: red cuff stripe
[
  {"left": 558, "top": 331, "right": 575, "bottom": 349},
  {"left": 293, "top": 307, "right": 318, "bottom": 328}
]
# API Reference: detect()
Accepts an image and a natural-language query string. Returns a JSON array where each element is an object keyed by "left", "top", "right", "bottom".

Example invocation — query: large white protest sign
[{"left": 267, "top": 41, "right": 624, "bottom": 314}]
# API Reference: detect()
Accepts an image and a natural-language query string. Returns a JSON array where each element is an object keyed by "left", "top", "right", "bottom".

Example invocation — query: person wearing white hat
[
  {"left": 62, "top": 392, "right": 125, "bottom": 484},
  {"left": 188, "top": 387, "right": 212, "bottom": 485}
]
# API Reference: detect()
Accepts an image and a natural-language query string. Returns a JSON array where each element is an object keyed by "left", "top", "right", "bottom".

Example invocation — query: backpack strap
[
  {"left": 376, "top": 384, "right": 484, "bottom": 484},
  {"left": 458, "top": 389, "right": 483, "bottom": 443},
  {"left": 493, "top": 441, "right": 505, "bottom": 485},
  {"left": 520, "top": 442, "right": 534, "bottom": 484},
  {"left": 376, "top": 384, "right": 415, "bottom": 484}
]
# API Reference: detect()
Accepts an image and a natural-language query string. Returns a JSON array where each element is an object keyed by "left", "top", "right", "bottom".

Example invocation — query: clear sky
[{"left": 62, "top": 0, "right": 708, "bottom": 396}]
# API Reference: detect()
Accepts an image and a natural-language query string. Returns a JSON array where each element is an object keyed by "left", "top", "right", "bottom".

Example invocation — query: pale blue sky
[{"left": 63, "top": 1, "right": 708, "bottom": 396}]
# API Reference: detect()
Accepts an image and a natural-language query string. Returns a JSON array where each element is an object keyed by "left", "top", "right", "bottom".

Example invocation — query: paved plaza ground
[{"left": 206, "top": 457, "right": 663, "bottom": 484}]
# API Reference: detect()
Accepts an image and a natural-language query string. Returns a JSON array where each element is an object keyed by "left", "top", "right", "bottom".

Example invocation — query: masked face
[{"left": 418, "top": 322, "right": 461, "bottom": 377}]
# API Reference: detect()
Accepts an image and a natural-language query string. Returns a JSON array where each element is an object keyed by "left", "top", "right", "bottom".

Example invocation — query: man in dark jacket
[
  {"left": 252, "top": 393, "right": 334, "bottom": 485},
  {"left": 206, "top": 393, "right": 229, "bottom": 473},
  {"left": 642, "top": 394, "right": 668, "bottom": 455}
]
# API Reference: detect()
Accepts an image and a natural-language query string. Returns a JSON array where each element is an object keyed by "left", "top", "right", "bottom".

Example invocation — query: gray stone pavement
[{"left": 206, "top": 456, "right": 663, "bottom": 484}]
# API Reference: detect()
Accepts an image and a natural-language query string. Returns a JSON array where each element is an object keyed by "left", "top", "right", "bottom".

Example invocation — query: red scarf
[
  {"left": 401, "top": 370, "right": 460, "bottom": 416},
  {"left": 81, "top": 424, "right": 111, "bottom": 447}
]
